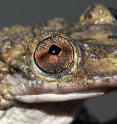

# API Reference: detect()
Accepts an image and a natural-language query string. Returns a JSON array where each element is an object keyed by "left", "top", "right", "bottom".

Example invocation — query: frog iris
[{"left": 34, "top": 36, "right": 74, "bottom": 75}]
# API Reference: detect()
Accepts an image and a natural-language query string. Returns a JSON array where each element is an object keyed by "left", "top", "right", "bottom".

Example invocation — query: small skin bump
[{"left": 79, "top": 4, "right": 117, "bottom": 25}]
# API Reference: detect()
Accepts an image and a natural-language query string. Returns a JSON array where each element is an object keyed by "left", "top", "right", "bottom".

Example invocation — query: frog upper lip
[
  {"left": 14, "top": 90, "right": 104, "bottom": 103},
  {"left": 12, "top": 87, "right": 117, "bottom": 103},
  {"left": 10, "top": 82, "right": 117, "bottom": 96}
]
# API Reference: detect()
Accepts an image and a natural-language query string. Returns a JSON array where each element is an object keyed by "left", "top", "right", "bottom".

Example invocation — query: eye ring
[{"left": 34, "top": 35, "right": 74, "bottom": 76}]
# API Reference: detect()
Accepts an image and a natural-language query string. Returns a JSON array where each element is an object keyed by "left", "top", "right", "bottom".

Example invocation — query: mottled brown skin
[{"left": 0, "top": 4, "right": 117, "bottom": 124}]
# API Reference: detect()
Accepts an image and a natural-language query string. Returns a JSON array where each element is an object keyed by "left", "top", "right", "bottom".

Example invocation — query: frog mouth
[
  {"left": 11, "top": 82, "right": 117, "bottom": 103},
  {"left": 14, "top": 90, "right": 104, "bottom": 103},
  {"left": 11, "top": 83, "right": 117, "bottom": 103},
  {"left": 9, "top": 74, "right": 117, "bottom": 103}
]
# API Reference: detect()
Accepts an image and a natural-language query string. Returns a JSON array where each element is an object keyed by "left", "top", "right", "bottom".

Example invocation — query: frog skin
[{"left": 0, "top": 4, "right": 117, "bottom": 124}]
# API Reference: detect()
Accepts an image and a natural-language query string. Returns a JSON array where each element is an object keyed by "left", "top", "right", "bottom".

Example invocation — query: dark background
[{"left": 0, "top": 0, "right": 117, "bottom": 123}]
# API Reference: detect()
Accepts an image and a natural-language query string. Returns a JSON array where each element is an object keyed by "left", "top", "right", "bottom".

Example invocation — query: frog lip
[
  {"left": 13, "top": 86, "right": 117, "bottom": 103},
  {"left": 9, "top": 74, "right": 117, "bottom": 103},
  {"left": 11, "top": 84, "right": 117, "bottom": 103},
  {"left": 14, "top": 90, "right": 104, "bottom": 103}
]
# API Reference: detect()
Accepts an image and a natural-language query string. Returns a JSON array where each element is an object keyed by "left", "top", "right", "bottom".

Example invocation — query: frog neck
[
  {"left": 33, "top": 101, "right": 82, "bottom": 124},
  {"left": 1, "top": 101, "right": 82, "bottom": 124}
]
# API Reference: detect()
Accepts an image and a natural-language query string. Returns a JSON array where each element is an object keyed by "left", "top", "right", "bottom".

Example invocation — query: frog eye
[{"left": 34, "top": 36, "right": 74, "bottom": 75}]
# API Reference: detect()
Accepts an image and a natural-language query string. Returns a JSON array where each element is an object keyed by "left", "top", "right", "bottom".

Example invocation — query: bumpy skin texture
[{"left": 0, "top": 4, "right": 117, "bottom": 124}]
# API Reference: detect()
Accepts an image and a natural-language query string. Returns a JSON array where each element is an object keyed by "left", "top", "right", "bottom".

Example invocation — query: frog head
[{"left": 3, "top": 4, "right": 117, "bottom": 105}]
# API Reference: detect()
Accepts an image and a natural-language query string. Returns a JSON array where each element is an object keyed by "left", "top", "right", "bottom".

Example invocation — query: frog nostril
[{"left": 48, "top": 44, "right": 62, "bottom": 55}]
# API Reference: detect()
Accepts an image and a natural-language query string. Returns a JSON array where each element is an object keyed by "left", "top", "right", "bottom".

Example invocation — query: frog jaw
[
  {"left": 10, "top": 76, "right": 117, "bottom": 103},
  {"left": 7, "top": 73, "right": 117, "bottom": 103}
]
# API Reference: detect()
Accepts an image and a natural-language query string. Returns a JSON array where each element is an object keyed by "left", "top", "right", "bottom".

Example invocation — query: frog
[{"left": 0, "top": 4, "right": 117, "bottom": 124}]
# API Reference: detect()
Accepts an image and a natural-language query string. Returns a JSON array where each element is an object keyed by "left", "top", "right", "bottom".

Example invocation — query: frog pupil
[{"left": 48, "top": 44, "right": 61, "bottom": 55}]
